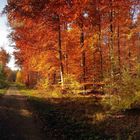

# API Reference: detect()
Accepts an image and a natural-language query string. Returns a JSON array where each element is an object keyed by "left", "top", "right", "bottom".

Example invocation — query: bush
[
  {"left": 36, "top": 75, "right": 81, "bottom": 94},
  {"left": 0, "top": 79, "right": 9, "bottom": 89},
  {"left": 36, "top": 78, "right": 53, "bottom": 90},
  {"left": 103, "top": 68, "right": 140, "bottom": 111},
  {"left": 16, "top": 82, "right": 26, "bottom": 89},
  {"left": 62, "top": 74, "right": 81, "bottom": 94}
]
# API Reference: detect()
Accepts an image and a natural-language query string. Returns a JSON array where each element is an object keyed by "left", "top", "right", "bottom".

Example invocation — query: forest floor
[
  {"left": 0, "top": 87, "right": 45, "bottom": 140},
  {"left": 0, "top": 87, "right": 140, "bottom": 140},
  {"left": 22, "top": 89, "right": 140, "bottom": 140}
]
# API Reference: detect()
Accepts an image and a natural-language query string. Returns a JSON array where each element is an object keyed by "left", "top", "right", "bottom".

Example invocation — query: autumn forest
[
  {"left": 4, "top": 0, "right": 139, "bottom": 86},
  {"left": 0, "top": 0, "right": 140, "bottom": 140}
]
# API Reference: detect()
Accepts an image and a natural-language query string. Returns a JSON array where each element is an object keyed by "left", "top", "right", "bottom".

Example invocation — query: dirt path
[{"left": 0, "top": 87, "right": 45, "bottom": 140}]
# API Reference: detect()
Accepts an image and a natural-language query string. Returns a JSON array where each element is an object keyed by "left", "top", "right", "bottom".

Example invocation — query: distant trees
[
  {"left": 0, "top": 48, "right": 10, "bottom": 88},
  {"left": 16, "top": 70, "right": 22, "bottom": 83},
  {"left": 0, "top": 48, "right": 9, "bottom": 70},
  {"left": 5, "top": 0, "right": 140, "bottom": 88}
]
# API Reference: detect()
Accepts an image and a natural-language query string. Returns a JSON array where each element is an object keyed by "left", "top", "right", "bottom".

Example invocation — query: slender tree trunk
[
  {"left": 109, "top": 0, "right": 115, "bottom": 79},
  {"left": 53, "top": 71, "right": 56, "bottom": 84},
  {"left": 117, "top": 25, "right": 121, "bottom": 74},
  {"left": 65, "top": 44, "right": 69, "bottom": 75},
  {"left": 58, "top": 16, "right": 64, "bottom": 88},
  {"left": 96, "top": 0, "right": 103, "bottom": 80},
  {"left": 138, "top": 36, "right": 140, "bottom": 63},
  {"left": 80, "top": 27, "right": 86, "bottom": 84},
  {"left": 92, "top": 40, "right": 96, "bottom": 81},
  {"left": 128, "top": 42, "right": 131, "bottom": 71},
  {"left": 26, "top": 72, "right": 30, "bottom": 88},
  {"left": 98, "top": 22, "right": 103, "bottom": 80}
]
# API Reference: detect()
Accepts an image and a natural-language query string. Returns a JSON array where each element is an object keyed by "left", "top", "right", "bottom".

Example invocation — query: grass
[
  {"left": 27, "top": 97, "right": 109, "bottom": 140},
  {"left": 0, "top": 89, "right": 7, "bottom": 97},
  {"left": 19, "top": 88, "right": 140, "bottom": 140}
]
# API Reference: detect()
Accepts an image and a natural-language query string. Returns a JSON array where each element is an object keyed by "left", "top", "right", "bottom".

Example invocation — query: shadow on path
[{"left": 29, "top": 96, "right": 140, "bottom": 140}]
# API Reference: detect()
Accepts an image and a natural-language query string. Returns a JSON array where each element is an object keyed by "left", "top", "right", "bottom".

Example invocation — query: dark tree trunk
[
  {"left": 98, "top": 20, "right": 103, "bottom": 80},
  {"left": 109, "top": 0, "right": 115, "bottom": 79},
  {"left": 80, "top": 27, "right": 86, "bottom": 84},
  {"left": 117, "top": 25, "right": 121, "bottom": 74},
  {"left": 58, "top": 16, "right": 64, "bottom": 87}
]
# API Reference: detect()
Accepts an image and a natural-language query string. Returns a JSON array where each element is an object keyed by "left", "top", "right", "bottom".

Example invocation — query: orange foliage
[{"left": 5, "top": 0, "right": 140, "bottom": 86}]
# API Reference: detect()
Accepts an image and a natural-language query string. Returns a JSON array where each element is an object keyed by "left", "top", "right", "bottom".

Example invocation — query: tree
[
  {"left": 5, "top": 0, "right": 140, "bottom": 89},
  {"left": 16, "top": 70, "right": 23, "bottom": 83}
]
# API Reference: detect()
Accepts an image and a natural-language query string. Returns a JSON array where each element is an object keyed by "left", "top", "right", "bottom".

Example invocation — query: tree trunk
[
  {"left": 65, "top": 44, "right": 69, "bottom": 75},
  {"left": 58, "top": 16, "right": 64, "bottom": 88},
  {"left": 92, "top": 39, "right": 96, "bottom": 81},
  {"left": 109, "top": 0, "right": 115, "bottom": 79},
  {"left": 96, "top": 0, "right": 103, "bottom": 80},
  {"left": 138, "top": 36, "right": 140, "bottom": 63},
  {"left": 26, "top": 72, "right": 30, "bottom": 88},
  {"left": 128, "top": 42, "right": 131, "bottom": 71},
  {"left": 117, "top": 25, "right": 121, "bottom": 75},
  {"left": 53, "top": 71, "right": 56, "bottom": 84},
  {"left": 98, "top": 20, "right": 103, "bottom": 80},
  {"left": 80, "top": 27, "right": 86, "bottom": 83}
]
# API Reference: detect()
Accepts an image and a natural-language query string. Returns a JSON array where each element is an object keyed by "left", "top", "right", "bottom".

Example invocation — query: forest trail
[{"left": 0, "top": 87, "right": 45, "bottom": 140}]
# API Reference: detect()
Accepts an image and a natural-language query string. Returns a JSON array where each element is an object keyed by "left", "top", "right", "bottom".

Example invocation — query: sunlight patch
[{"left": 20, "top": 109, "right": 32, "bottom": 117}]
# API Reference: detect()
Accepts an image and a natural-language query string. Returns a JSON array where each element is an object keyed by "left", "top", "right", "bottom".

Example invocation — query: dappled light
[
  {"left": 0, "top": 94, "right": 32, "bottom": 117},
  {"left": 27, "top": 95, "right": 140, "bottom": 139}
]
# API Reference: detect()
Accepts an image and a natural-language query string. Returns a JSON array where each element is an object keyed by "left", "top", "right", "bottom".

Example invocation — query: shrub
[
  {"left": 63, "top": 74, "right": 81, "bottom": 94},
  {"left": 36, "top": 78, "right": 53, "bottom": 90},
  {"left": 103, "top": 68, "right": 140, "bottom": 111},
  {"left": 35, "top": 75, "right": 81, "bottom": 98},
  {"left": 0, "top": 79, "right": 9, "bottom": 89}
]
